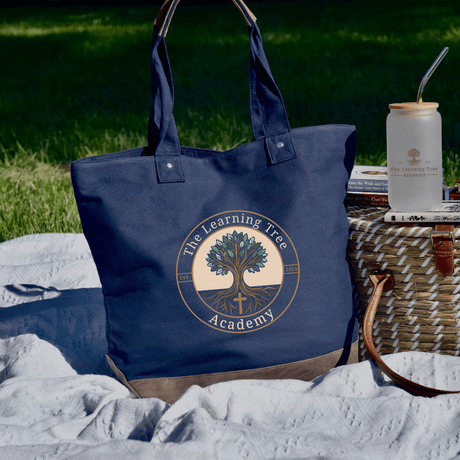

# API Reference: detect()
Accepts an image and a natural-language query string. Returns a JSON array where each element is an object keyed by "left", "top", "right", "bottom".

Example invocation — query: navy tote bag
[{"left": 71, "top": 0, "right": 358, "bottom": 404}]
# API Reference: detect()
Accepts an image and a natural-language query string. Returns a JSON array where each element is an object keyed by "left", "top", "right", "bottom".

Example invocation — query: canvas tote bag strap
[
  {"left": 152, "top": 1, "right": 268, "bottom": 146},
  {"left": 147, "top": 1, "right": 296, "bottom": 183},
  {"left": 154, "top": 0, "right": 257, "bottom": 37},
  {"left": 363, "top": 272, "right": 460, "bottom": 397}
]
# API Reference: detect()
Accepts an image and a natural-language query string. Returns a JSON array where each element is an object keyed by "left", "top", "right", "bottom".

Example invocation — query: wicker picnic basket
[{"left": 347, "top": 205, "right": 460, "bottom": 362}]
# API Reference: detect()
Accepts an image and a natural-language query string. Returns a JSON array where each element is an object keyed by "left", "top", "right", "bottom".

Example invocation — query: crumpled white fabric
[{"left": 1, "top": 233, "right": 460, "bottom": 460}]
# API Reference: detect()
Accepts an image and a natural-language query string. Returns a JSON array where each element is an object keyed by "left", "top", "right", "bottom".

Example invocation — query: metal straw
[{"left": 416, "top": 47, "right": 449, "bottom": 103}]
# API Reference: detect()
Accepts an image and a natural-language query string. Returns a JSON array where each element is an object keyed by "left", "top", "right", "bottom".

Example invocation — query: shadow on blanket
[{"left": 0, "top": 285, "right": 110, "bottom": 376}]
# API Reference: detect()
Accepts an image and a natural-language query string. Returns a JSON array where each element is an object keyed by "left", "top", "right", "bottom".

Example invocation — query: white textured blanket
[{"left": 2, "top": 233, "right": 460, "bottom": 460}]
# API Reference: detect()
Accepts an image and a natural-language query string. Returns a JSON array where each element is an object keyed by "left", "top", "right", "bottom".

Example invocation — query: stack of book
[
  {"left": 345, "top": 165, "right": 389, "bottom": 207},
  {"left": 346, "top": 165, "right": 460, "bottom": 223}
]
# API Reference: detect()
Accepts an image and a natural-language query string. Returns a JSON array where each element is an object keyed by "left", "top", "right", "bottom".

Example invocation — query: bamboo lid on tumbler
[{"left": 389, "top": 102, "right": 439, "bottom": 110}]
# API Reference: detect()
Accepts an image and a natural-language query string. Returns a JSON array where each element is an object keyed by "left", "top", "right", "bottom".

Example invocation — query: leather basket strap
[
  {"left": 431, "top": 224, "right": 455, "bottom": 276},
  {"left": 363, "top": 272, "right": 460, "bottom": 397},
  {"left": 154, "top": 0, "right": 257, "bottom": 37}
]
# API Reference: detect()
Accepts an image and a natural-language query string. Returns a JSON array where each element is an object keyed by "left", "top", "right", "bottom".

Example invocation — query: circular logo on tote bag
[{"left": 176, "top": 211, "right": 299, "bottom": 333}]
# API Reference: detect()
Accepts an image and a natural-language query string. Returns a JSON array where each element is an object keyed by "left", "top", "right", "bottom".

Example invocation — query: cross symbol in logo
[{"left": 233, "top": 291, "right": 247, "bottom": 315}]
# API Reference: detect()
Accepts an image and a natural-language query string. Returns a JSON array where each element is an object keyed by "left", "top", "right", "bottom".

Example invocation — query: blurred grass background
[{"left": 1, "top": 0, "right": 460, "bottom": 241}]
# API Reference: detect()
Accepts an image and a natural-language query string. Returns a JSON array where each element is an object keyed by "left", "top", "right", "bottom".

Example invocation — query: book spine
[
  {"left": 345, "top": 193, "right": 389, "bottom": 207},
  {"left": 347, "top": 181, "right": 388, "bottom": 192},
  {"left": 384, "top": 212, "right": 460, "bottom": 223}
]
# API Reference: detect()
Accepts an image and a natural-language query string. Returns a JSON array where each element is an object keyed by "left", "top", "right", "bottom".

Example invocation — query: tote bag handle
[
  {"left": 363, "top": 272, "right": 460, "bottom": 397},
  {"left": 154, "top": 0, "right": 257, "bottom": 37},
  {"left": 147, "top": 1, "right": 296, "bottom": 183}
]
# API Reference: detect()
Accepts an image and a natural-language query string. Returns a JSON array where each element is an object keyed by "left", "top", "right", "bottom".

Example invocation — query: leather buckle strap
[
  {"left": 430, "top": 228, "right": 455, "bottom": 245},
  {"left": 430, "top": 224, "right": 455, "bottom": 276}
]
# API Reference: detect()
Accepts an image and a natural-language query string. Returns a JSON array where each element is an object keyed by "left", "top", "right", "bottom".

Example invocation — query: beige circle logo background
[{"left": 193, "top": 226, "right": 283, "bottom": 293}]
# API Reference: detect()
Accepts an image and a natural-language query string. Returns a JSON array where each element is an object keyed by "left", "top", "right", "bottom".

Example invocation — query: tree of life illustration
[{"left": 205, "top": 230, "right": 276, "bottom": 315}]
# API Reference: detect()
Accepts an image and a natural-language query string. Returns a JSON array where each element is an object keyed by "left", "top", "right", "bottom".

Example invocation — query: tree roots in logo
[{"left": 205, "top": 278, "right": 275, "bottom": 315}]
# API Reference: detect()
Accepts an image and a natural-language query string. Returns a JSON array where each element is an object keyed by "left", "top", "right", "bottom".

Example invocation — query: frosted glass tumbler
[{"left": 386, "top": 102, "right": 442, "bottom": 211}]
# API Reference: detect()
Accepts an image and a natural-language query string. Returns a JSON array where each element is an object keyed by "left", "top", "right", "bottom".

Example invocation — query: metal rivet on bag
[
  {"left": 276, "top": 142, "right": 284, "bottom": 149},
  {"left": 166, "top": 162, "right": 173, "bottom": 169}
]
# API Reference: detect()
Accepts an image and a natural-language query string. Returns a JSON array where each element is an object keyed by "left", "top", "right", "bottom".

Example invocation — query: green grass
[
  {"left": 1, "top": 0, "right": 460, "bottom": 241},
  {"left": 0, "top": 152, "right": 82, "bottom": 241}
]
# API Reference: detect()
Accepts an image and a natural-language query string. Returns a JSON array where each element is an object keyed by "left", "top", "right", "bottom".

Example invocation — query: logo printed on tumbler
[
  {"left": 407, "top": 148, "right": 422, "bottom": 166},
  {"left": 176, "top": 211, "right": 299, "bottom": 333}
]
